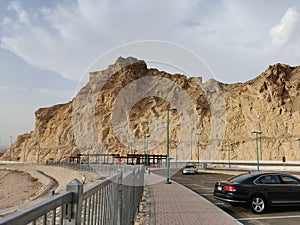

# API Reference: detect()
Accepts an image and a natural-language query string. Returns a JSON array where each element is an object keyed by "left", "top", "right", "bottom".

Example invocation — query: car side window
[
  {"left": 280, "top": 175, "right": 300, "bottom": 184},
  {"left": 256, "top": 175, "right": 281, "bottom": 184}
]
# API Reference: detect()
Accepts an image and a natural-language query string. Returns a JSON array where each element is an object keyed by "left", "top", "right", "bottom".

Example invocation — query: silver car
[{"left": 182, "top": 165, "right": 196, "bottom": 175}]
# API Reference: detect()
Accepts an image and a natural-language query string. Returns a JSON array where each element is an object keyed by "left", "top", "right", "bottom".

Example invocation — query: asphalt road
[{"left": 152, "top": 168, "right": 300, "bottom": 225}]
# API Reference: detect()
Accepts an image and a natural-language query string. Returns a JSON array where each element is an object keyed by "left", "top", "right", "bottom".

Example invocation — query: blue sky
[{"left": 0, "top": 0, "right": 300, "bottom": 147}]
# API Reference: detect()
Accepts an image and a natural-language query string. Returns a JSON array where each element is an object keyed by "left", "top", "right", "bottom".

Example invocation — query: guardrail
[
  {"left": 0, "top": 165, "right": 144, "bottom": 225},
  {"left": 169, "top": 160, "right": 300, "bottom": 171},
  {"left": 45, "top": 161, "right": 95, "bottom": 171},
  {"left": 46, "top": 161, "right": 140, "bottom": 177}
]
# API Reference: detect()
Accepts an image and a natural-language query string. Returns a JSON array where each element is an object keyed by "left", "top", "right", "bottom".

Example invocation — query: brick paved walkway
[{"left": 145, "top": 173, "right": 241, "bottom": 225}]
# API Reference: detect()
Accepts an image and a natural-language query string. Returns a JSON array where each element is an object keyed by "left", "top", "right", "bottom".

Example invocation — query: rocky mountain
[{"left": 2, "top": 57, "right": 300, "bottom": 163}]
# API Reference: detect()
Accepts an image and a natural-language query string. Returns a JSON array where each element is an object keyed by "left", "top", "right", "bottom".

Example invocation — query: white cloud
[
  {"left": 1, "top": 0, "right": 300, "bottom": 84},
  {"left": 2, "top": 17, "right": 13, "bottom": 26},
  {"left": 2, "top": 0, "right": 300, "bottom": 147},
  {"left": 7, "top": 1, "right": 30, "bottom": 25},
  {"left": 270, "top": 7, "right": 300, "bottom": 46},
  {"left": 0, "top": 82, "right": 74, "bottom": 109},
  {"left": 0, "top": 0, "right": 197, "bottom": 81}
]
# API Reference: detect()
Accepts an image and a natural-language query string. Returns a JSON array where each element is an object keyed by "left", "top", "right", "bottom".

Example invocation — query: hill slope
[{"left": 3, "top": 57, "right": 300, "bottom": 162}]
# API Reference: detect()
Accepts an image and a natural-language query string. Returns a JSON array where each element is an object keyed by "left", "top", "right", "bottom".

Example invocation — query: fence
[
  {"left": 0, "top": 165, "right": 144, "bottom": 225},
  {"left": 46, "top": 161, "right": 95, "bottom": 171}
]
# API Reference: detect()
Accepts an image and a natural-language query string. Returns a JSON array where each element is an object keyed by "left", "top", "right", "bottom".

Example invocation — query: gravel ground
[
  {"left": 0, "top": 162, "right": 151, "bottom": 224},
  {"left": 0, "top": 163, "right": 102, "bottom": 217},
  {"left": 134, "top": 185, "right": 152, "bottom": 225},
  {"left": 0, "top": 169, "right": 43, "bottom": 214}
]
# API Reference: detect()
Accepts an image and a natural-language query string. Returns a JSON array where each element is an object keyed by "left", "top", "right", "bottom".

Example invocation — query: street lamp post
[
  {"left": 164, "top": 107, "right": 177, "bottom": 184},
  {"left": 259, "top": 132, "right": 262, "bottom": 161},
  {"left": 195, "top": 132, "right": 201, "bottom": 167},
  {"left": 144, "top": 134, "right": 150, "bottom": 166},
  {"left": 190, "top": 127, "right": 193, "bottom": 161},
  {"left": 258, "top": 115, "right": 262, "bottom": 161},
  {"left": 251, "top": 130, "right": 262, "bottom": 171},
  {"left": 197, "top": 141, "right": 200, "bottom": 167}
]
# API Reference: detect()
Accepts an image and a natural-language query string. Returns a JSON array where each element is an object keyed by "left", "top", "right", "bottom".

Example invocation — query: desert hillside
[{"left": 2, "top": 57, "right": 300, "bottom": 163}]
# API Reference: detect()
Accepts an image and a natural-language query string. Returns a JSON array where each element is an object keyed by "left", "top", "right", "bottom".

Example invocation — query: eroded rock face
[
  {"left": 220, "top": 64, "right": 300, "bottom": 161},
  {"left": 3, "top": 58, "right": 300, "bottom": 163}
]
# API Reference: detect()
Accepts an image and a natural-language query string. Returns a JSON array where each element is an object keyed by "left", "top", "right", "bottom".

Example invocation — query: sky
[{"left": 0, "top": 0, "right": 300, "bottom": 147}]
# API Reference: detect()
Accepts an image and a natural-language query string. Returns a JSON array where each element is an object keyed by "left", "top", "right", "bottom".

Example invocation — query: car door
[
  {"left": 255, "top": 175, "right": 286, "bottom": 204},
  {"left": 279, "top": 174, "right": 300, "bottom": 203}
]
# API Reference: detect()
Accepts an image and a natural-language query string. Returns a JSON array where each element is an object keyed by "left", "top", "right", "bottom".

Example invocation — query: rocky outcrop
[
  {"left": 220, "top": 64, "right": 300, "bottom": 161},
  {"left": 3, "top": 58, "right": 300, "bottom": 163},
  {"left": 3, "top": 103, "right": 78, "bottom": 162}
]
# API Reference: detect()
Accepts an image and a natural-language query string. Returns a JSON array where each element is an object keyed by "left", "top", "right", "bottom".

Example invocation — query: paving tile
[{"left": 145, "top": 173, "right": 241, "bottom": 225}]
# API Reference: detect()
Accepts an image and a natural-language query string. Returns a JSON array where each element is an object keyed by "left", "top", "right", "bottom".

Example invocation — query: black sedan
[{"left": 213, "top": 172, "right": 300, "bottom": 213}]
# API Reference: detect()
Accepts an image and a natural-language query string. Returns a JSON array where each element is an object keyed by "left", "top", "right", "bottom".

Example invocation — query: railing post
[
  {"left": 64, "top": 179, "right": 83, "bottom": 225},
  {"left": 117, "top": 170, "right": 123, "bottom": 225},
  {"left": 132, "top": 166, "right": 138, "bottom": 225}
]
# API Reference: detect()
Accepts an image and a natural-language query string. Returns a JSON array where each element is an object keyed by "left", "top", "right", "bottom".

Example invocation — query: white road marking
[{"left": 238, "top": 215, "right": 300, "bottom": 221}]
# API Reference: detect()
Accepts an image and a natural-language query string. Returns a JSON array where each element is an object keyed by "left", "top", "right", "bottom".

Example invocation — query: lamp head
[
  {"left": 251, "top": 130, "right": 262, "bottom": 134},
  {"left": 169, "top": 108, "right": 177, "bottom": 112}
]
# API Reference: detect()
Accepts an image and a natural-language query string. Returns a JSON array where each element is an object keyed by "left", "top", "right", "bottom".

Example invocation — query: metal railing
[
  {"left": 46, "top": 161, "right": 138, "bottom": 177},
  {"left": 0, "top": 165, "right": 144, "bottom": 225},
  {"left": 45, "top": 161, "right": 95, "bottom": 171}
]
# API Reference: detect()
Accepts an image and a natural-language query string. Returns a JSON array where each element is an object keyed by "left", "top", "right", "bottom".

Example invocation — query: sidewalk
[{"left": 144, "top": 173, "right": 242, "bottom": 225}]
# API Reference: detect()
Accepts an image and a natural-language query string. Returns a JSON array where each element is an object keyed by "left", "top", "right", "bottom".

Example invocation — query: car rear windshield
[
  {"left": 185, "top": 165, "right": 195, "bottom": 168},
  {"left": 228, "top": 174, "right": 254, "bottom": 184}
]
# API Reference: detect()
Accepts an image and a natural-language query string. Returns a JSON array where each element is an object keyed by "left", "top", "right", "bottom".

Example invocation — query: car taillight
[{"left": 224, "top": 185, "right": 237, "bottom": 192}]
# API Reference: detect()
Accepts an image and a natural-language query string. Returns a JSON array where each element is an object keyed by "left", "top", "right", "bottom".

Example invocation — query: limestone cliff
[
  {"left": 220, "top": 64, "right": 300, "bottom": 161},
  {"left": 2, "top": 58, "right": 300, "bottom": 163}
]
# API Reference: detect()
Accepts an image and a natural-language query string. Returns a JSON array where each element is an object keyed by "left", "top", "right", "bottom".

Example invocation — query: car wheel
[{"left": 250, "top": 195, "right": 266, "bottom": 214}]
